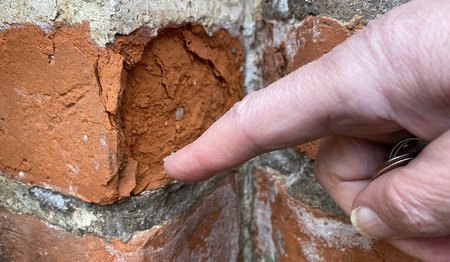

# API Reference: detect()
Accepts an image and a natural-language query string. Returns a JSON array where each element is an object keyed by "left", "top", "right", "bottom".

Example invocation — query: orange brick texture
[{"left": 0, "top": 24, "right": 242, "bottom": 203}]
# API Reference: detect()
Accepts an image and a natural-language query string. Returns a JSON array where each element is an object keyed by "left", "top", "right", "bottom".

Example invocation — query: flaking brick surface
[
  {"left": 0, "top": 23, "right": 243, "bottom": 203},
  {"left": 119, "top": 25, "right": 243, "bottom": 192}
]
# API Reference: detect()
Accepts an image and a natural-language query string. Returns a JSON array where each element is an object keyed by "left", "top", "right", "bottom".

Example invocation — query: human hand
[{"left": 164, "top": 0, "right": 450, "bottom": 260}]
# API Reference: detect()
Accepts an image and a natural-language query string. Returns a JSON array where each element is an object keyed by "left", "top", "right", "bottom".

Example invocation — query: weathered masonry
[{"left": 0, "top": 0, "right": 415, "bottom": 261}]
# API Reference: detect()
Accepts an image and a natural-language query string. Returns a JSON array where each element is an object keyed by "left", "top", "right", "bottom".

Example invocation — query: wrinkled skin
[{"left": 164, "top": 0, "right": 450, "bottom": 260}]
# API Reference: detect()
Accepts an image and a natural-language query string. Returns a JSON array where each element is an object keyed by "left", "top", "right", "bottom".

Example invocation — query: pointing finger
[
  {"left": 164, "top": 44, "right": 392, "bottom": 182},
  {"left": 163, "top": 13, "right": 402, "bottom": 181}
]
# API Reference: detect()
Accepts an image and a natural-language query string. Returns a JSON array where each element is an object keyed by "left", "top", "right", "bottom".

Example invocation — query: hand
[{"left": 164, "top": 0, "right": 450, "bottom": 260}]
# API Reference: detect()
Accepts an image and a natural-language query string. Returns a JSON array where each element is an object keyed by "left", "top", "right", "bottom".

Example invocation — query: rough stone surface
[
  {"left": 0, "top": 172, "right": 232, "bottom": 242},
  {"left": 0, "top": 176, "right": 239, "bottom": 261},
  {"left": 256, "top": 148, "right": 345, "bottom": 216},
  {"left": 250, "top": 168, "right": 416, "bottom": 262},
  {"left": 262, "top": 0, "right": 410, "bottom": 23},
  {"left": 0, "top": 23, "right": 242, "bottom": 203}
]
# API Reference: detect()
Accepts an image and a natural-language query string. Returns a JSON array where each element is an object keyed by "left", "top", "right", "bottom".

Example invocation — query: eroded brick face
[
  {"left": 0, "top": 24, "right": 243, "bottom": 204},
  {"left": 119, "top": 26, "right": 243, "bottom": 193},
  {"left": 251, "top": 168, "right": 416, "bottom": 261}
]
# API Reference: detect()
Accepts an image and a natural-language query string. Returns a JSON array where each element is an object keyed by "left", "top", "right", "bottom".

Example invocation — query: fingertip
[
  {"left": 163, "top": 146, "right": 213, "bottom": 182},
  {"left": 163, "top": 151, "right": 194, "bottom": 182}
]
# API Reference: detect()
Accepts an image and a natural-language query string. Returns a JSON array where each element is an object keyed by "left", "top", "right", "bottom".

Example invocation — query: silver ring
[{"left": 372, "top": 137, "right": 428, "bottom": 180}]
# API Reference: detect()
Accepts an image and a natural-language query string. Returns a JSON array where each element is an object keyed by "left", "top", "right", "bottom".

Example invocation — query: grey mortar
[
  {"left": 262, "top": 0, "right": 410, "bottom": 23},
  {"left": 0, "top": 172, "right": 229, "bottom": 242},
  {"left": 0, "top": 0, "right": 246, "bottom": 47},
  {"left": 236, "top": 163, "right": 255, "bottom": 262},
  {"left": 256, "top": 148, "right": 345, "bottom": 217}
]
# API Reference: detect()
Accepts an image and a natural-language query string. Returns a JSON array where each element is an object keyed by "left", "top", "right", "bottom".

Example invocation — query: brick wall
[{"left": 0, "top": 0, "right": 416, "bottom": 261}]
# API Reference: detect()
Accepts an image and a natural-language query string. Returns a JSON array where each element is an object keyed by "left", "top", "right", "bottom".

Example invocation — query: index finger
[{"left": 164, "top": 26, "right": 392, "bottom": 181}]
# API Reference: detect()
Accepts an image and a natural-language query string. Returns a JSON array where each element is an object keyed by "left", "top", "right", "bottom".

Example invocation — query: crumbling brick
[{"left": 0, "top": 24, "right": 243, "bottom": 204}]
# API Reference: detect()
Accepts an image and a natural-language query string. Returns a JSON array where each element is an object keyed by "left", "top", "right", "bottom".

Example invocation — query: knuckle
[
  {"left": 227, "top": 95, "right": 264, "bottom": 150},
  {"left": 227, "top": 99, "right": 249, "bottom": 133}
]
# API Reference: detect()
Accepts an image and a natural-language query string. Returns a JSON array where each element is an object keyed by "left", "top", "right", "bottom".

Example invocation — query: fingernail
[
  {"left": 351, "top": 206, "right": 395, "bottom": 239},
  {"left": 163, "top": 152, "right": 175, "bottom": 162}
]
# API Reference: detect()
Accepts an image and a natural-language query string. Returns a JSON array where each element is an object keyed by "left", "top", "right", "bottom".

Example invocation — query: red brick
[
  {"left": 0, "top": 24, "right": 119, "bottom": 204},
  {"left": 251, "top": 168, "right": 417, "bottom": 261},
  {"left": 0, "top": 24, "right": 243, "bottom": 203}
]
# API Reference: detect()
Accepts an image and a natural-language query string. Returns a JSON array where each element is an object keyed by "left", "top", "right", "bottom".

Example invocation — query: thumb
[{"left": 351, "top": 130, "right": 450, "bottom": 239}]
